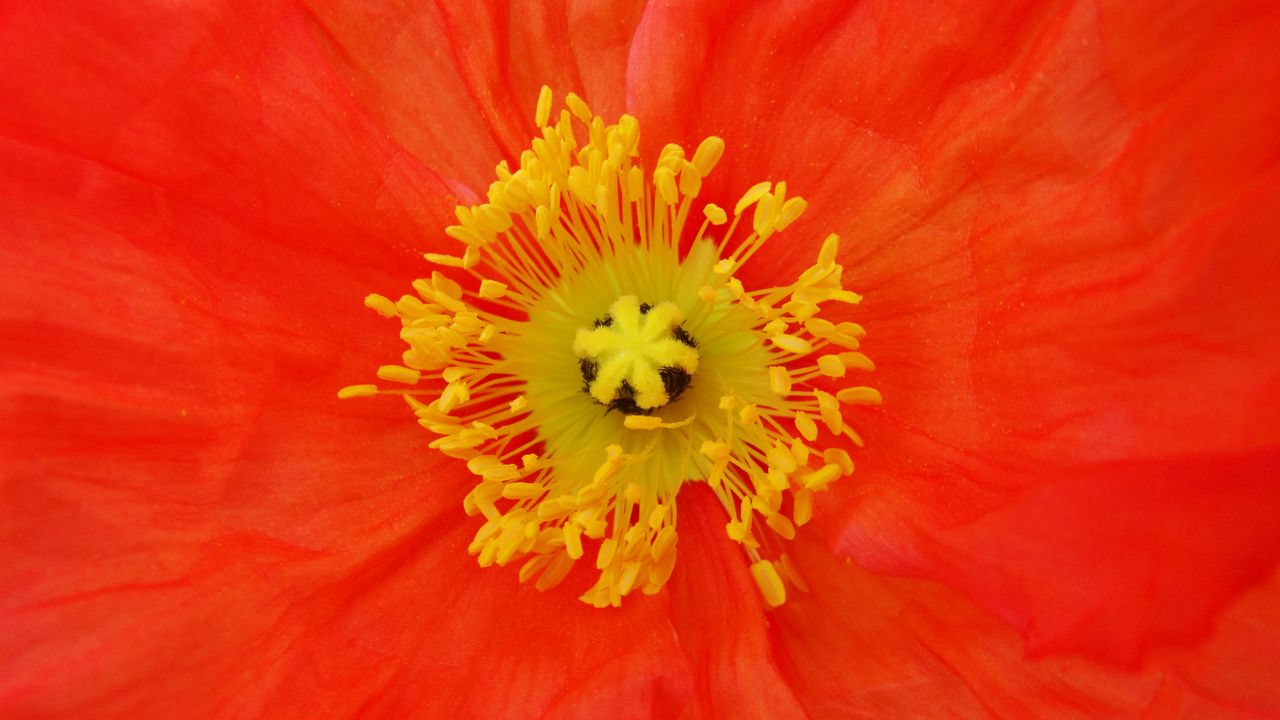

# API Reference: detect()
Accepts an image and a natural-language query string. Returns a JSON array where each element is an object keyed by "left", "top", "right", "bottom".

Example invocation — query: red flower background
[{"left": 3, "top": 0, "right": 1280, "bottom": 717}]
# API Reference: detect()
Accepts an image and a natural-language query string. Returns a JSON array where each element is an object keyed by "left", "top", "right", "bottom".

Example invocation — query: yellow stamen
[
  {"left": 750, "top": 560, "right": 787, "bottom": 608},
  {"left": 376, "top": 365, "right": 421, "bottom": 384},
  {"left": 363, "top": 294, "right": 398, "bottom": 318},
  {"left": 344, "top": 86, "right": 876, "bottom": 609},
  {"left": 624, "top": 414, "right": 696, "bottom": 431},
  {"left": 837, "top": 386, "right": 883, "bottom": 405},
  {"left": 337, "top": 384, "right": 378, "bottom": 399}
]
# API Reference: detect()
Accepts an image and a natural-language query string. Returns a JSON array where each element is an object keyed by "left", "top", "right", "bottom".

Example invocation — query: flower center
[
  {"left": 340, "top": 87, "right": 879, "bottom": 609},
  {"left": 574, "top": 296, "right": 699, "bottom": 414}
]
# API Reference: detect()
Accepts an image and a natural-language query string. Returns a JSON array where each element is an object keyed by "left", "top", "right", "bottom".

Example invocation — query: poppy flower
[{"left": 2, "top": 0, "right": 1279, "bottom": 718}]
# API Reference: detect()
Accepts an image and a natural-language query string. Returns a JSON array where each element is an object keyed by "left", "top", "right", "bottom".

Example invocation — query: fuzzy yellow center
[
  {"left": 573, "top": 296, "right": 699, "bottom": 414},
  {"left": 340, "top": 86, "right": 878, "bottom": 609}
]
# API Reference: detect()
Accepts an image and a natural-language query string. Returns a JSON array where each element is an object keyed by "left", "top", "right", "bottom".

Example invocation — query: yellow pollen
[
  {"left": 624, "top": 414, "right": 695, "bottom": 431},
  {"left": 337, "top": 384, "right": 378, "bottom": 399},
  {"left": 750, "top": 560, "right": 787, "bottom": 608},
  {"left": 343, "top": 87, "right": 876, "bottom": 609},
  {"left": 376, "top": 365, "right": 421, "bottom": 384}
]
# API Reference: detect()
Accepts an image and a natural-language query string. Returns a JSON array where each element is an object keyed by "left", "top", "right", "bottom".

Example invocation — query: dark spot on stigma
[
  {"left": 659, "top": 366, "right": 693, "bottom": 403},
  {"left": 672, "top": 326, "right": 698, "bottom": 348},
  {"left": 579, "top": 358, "right": 599, "bottom": 388},
  {"left": 606, "top": 380, "right": 648, "bottom": 415}
]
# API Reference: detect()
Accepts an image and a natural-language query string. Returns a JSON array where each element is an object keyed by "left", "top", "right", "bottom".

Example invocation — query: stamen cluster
[{"left": 342, "top": 88, "right": 878, "bottom": 608}]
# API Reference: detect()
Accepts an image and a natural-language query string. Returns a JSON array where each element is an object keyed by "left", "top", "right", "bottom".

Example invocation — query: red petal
[
  {"left": 0, "top": 3, "right": 692, "bottom": 714},
  {"left": 299, "top": 0, "right": 650, "bottom": 189},
  {"left": 774, "top": 520, "right": 1280, "bottom": 718},
  {"left": 629, "top": 0, "right": 1280, "bottom": 663},
  {"left": 1146, "top": 573, "right": 1280, "bottom": 717},
  {"left": 7, "top": 0, "right": 1280, "bottom": 712},
  {"left": 626, "top": 0, "right": 1062, "bottom": 251},
  {"left": 667, "top": 486, "right": 807, "bottom": 719},
  {"left": 833, "top": 5, "right": 1280, "bottom": 663},
  {"left": 775, "top": 532, "right": 1146, "bottom": 717}
]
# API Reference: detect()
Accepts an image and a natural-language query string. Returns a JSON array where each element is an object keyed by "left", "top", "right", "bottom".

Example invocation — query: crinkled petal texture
[
  {"left": 628, "top": 0, "right": 1280, "bottom": 714},
  {"left": 0, "top": 2, "right": 689, "bottom": 717},
  {"left": 3, "top": 0, "right": 1280, "bottom": 718}
]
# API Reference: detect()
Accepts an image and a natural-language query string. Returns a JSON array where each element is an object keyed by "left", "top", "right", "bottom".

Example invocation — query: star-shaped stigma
[{"left": 573, "top": 296, "right": 700, "bottom": 414}]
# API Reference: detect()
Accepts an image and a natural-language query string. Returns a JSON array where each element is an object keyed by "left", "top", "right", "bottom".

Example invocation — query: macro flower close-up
[{"left": 3, "top": 0, "right": 1280, "bottom": 718}]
